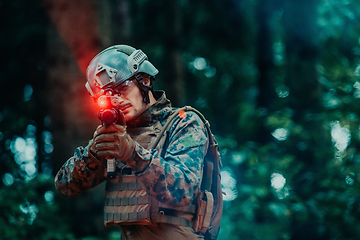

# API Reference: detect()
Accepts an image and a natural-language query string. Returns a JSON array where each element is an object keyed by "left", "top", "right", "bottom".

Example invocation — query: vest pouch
[
  {"left": 193, "top": 191, "right": 214, "bottom": 233},
  {"left": 104, "top": 172, "right": 154, "bottom": 226}
]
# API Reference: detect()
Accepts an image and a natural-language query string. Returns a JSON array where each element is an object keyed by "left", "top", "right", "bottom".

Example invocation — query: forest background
[{"left": 1, "top": 0, "right": 360, "bottom": 239}]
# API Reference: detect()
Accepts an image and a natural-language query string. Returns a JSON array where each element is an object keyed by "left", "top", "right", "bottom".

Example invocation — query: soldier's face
[{"left": 112, "top": 79, "right": 150, "bottom": 122}]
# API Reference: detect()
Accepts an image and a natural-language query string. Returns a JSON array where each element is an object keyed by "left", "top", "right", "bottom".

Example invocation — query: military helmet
[{"left": 85, "top": 45, "right": 159, "bottom": 97}]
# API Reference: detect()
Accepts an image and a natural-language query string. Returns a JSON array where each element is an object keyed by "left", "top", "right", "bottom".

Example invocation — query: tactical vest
[
  {"left": 104, "top": 110, "right": 196, "bottom": 228},
  {"left": 103, "top": 106, "right": 222, "bottom": 239}
]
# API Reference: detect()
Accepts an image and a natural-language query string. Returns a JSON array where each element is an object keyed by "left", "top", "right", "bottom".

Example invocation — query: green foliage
[
  {"left": 0, "top": 175, "right": 76, "bottom": 240},
  {"left": 3, "top": 0, "right": 360, "bottom": 239}
]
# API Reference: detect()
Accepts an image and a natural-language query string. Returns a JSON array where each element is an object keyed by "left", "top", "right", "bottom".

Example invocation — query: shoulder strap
[
  {"left": 147, "top": 107, "right": 183, "bottom": 150},
  {"left": 148, "top": 106, "right": 223, "bottom": 239},
  {"left": 149, "top": 106, "right": 216, "bottom": 151},
  {"left": 150, "top": 106, "right": 217, "bottom": 146},
  {"left": 149, "top": 106, "right": 221, "bottom": 191}
]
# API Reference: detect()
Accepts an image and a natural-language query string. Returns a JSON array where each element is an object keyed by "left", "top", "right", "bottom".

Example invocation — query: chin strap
[{"left": 134, "top": 74, "right": 155, "bottom": 104}]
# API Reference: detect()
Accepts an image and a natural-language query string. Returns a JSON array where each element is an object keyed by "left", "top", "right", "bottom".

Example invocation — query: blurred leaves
[{"left": 3, "top": 0, "right": 360, "bottom": 239}]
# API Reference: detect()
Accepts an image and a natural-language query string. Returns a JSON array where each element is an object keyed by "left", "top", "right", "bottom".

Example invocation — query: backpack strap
[
  {"left": 149, "top": 106, "right": 221, "bottom": 192},
  {"left": 148, "top": 106, "right": 222, "bottom": 238},
  {"left": 147, "top": 107, "right": 184, "bottom": 150}
]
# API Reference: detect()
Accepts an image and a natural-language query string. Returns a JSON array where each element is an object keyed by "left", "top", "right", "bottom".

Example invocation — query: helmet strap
[{"left": 134, "top": 73, "right": 153, "bottom": 104}]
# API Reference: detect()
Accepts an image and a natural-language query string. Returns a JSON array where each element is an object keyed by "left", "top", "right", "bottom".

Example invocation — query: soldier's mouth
[{"left": 120, "top": 103, "right": 132, "bottom": 113}]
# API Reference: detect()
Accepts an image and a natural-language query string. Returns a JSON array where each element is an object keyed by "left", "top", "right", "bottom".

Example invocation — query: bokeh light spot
[
  {"left": 271, "top": 173, "right": 286, "bottom": 189},
  {"left": 44, "top": 191, "right": 55, "bottom": 204},
  {"left": 24, "top": 84, "right": 33, "bottom": 102},
  {"left": 13, "top": 137, "right": 26, "bottom": 153},
  {"left": 204, "top": 66, "right": 216, "bottom": 78},
  {"left": 271, "top": 128, "right": 288, "bottom": 141},
  {"left": 2, "top": 173, "right": 14, "bottom": 186},
  {"left": 330, "top": 121, "right": 351, "bottom": 152},
  {"left": 193, "top": 57, "right": 207, "bottom": 71},
  {"left": 276, "top": 85, "right": 289, "bottom": 98},
  {"left": 221, "top": 167, "right": 238, "bottom": 202}
]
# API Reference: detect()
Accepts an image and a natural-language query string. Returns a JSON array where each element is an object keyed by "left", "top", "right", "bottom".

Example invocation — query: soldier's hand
[{"left": 89, "top": 124, "right": 135, "bottom": 163}]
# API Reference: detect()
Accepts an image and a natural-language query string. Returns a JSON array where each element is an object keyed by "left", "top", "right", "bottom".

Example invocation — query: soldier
[{"left": 55, "top": 45, "right": 220, "bottom": 240}]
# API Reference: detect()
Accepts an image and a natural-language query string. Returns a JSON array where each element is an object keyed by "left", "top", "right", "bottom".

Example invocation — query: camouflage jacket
[{"left": 55, "top": 91, "right": 209, "bottom": 207}]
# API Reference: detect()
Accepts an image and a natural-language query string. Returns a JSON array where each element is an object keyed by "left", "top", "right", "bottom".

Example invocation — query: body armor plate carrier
[{"left": 103, "top": 106, "right": 223, "bottom": 239}]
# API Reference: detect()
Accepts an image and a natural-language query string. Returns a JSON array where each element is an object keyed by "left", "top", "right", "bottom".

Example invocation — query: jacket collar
[{"left": 127, "top": 91, "right": 172, "bottom": 128}]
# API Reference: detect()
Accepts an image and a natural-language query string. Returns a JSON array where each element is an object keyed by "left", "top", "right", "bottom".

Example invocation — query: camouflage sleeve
[
  {"left": 131, "top": 111, "right": 208, "bottom": 206},
  {"left": 54, "top": 142, "right": 106, "bottom": 198}
]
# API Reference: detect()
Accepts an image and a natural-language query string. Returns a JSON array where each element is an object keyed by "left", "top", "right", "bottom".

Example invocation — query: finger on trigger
[
  {"left": 114, "top": 124, "right": 126, "bottom": 131},
  {"left": 95, "top": 133, "right": 120, "bottom": 143}
]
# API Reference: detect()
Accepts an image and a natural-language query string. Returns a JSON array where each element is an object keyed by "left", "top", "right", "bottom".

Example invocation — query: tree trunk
[
  {"left": 163, "top": 0, "right": 185, "bottom": 107},
  {"left": 283, "top": 0, "right": 321, "bottom": 115},
  {"left": 282, "top": 0, "right": 332, "bottom": 239},
  {"left": 41, "top": 0, "right": 105, "bottom": 171},
  {"left": 256, "top": 0, "right": 277, "bottom": 143}
]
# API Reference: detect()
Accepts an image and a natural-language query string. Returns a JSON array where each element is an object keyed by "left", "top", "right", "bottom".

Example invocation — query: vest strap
[
  {"left": 106, "top": 181, "right": 146, "bottom": 191},
  {"left": 158, "top": 202, "right": 197, "bottom": 214},
  {"left": 105, "top": 210, "right": 150, "bottom": 222},
  {"left": 202, "top": 191, "right": 214, "bottom": 228},
  {"left": 105, "top": 196, "right": 151, "bottom": 206},
  {"left": 105, "top": 208, "right": 192, "bottom": 227},
  {"left": 151, "top": 212, "right": 193, "bottom": 227}
]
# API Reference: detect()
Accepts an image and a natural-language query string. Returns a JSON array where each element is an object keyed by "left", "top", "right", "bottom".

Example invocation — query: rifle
[{"left": 96, "top": 88, "right": 126, "bottom": 179}]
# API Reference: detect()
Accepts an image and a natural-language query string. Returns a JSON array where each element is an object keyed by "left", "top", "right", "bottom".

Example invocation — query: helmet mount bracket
[
  {"left": 127, "top": 50, "right": 148, "bottom": 74},
  {"left": 94, "top": 63, "right": 118, "bottom": 88}
]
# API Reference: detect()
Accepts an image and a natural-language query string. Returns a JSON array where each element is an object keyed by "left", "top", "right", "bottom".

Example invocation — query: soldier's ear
[{"left": 142, "top": 75, "right": 151, "bottom": 86}]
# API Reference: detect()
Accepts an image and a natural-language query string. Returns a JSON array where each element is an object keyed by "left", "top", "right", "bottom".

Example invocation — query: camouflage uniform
[{"left": 55, "top": 91, "right": 208, "bottom": 239}]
